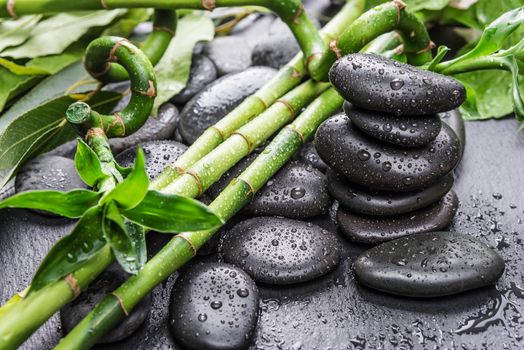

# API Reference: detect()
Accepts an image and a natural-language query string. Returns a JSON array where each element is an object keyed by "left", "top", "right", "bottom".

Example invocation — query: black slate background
[{"left": 1, "top": 117, "right": 524, "bottom": 350}]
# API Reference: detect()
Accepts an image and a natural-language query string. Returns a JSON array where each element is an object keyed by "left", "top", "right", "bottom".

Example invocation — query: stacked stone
[{"left": 315, "top": 53, "right": 467, "bottom": 245}]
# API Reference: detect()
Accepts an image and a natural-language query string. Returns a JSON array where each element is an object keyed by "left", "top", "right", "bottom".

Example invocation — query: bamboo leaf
[
  {"left": 29, "top": 206, "right": 106, "bottom": 294},
  {"left": 0, "top": 15, "right": 42, "bottom": 52},
  {"left": 74, "top": 138, "right": 108, "bottom": 187},
  {"left": 1, "top": 11, "right": 125, "bottom": 59},
  {"left": 0, "top": 57, "right": 49, "bottom": 75},
  {"left": 102, "top": 202, "right": 146, "bottom": 274},
  {"left": 153, "top": 13, "right": 215, "bottom": 114},
  {"left": 0, "top": 189, "right": 101, "bottom": 218},
  {"left": 123, "top": 190, "right": 223, "bottom": 233},
  {"left": 101, "top": 148, "right": 149, "bottom": 210}
]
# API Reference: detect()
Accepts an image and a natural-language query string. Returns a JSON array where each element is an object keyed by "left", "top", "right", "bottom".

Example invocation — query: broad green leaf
[
  {"left": 102, "top": 202, "right": 146, "bottom": 274},
  {"left": 123, "top": 190, "right": 223, "bottom": 233},
  {"left": 1, "top": 11, "right": 125, "bottom": 59},
  {"left": 29, "top": 206, "right": 106, "bottom": 294},
  {"left": 0, "top": 91, "right": 121, "bottom": 190},
  {"left": 100, "top": 148, "right": 149, "bottom": 210},
  {"left": 0, "top": 15, "right": 42, "bottom": 52},
  {"left": 0, "top": 189, "right": 100, "bottom": 218},
  {"left": 0, "top": 67, "right": 32, "bottom": 113},
  {"left": 153, "top": 13, "right": 215, "bottom": 114},
  {"left": 102, "top": 9, "right": 152, "bottom": 37},
  {"left": 74, "top": 138, "right": 108, "bottom": 187}
]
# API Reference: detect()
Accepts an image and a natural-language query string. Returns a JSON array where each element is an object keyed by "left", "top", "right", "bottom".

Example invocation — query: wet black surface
[{"left": 1, "top": 117, "right": 524, "bottom": 349}]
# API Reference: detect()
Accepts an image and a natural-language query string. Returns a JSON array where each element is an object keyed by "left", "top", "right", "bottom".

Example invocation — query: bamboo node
[
  {"left": 90, "top": 62, "right": 111, "bottom": 78},
  {"left": 329, "top": 39, "right": 342, "bottom": 59},
  {"left": 276, "top": 99, "right": 296, "bottom": 119},
  {"left": 185, "top": 169, "right": 204, "bottom": 197},
  {"left": 392, "top": 0, "right": 407, "bottom": 25},
  {"left": 6, "top": 0, "right": 16, "bottom": 18},
  {"left": 173, "top": 162, "right": 186, "bottom": 175},
  {"left": 100, "top": 0, "right": 110, "bottom": 9},
  {"left": 290, "top": 68, "right": 302, "bottom": 79},
  {"left": 416, "top": 41, "right": 436, "bottom": 54},
  {"left": 291, "top": 4, "right": 305, "bottom": 24},
  {"left": 201, "top": 0, "right": 216, "bottom": 11},
  {"left": 153, "top": 26, "right": 176, "bottom": 37},
  {"left": 238, "top": 177, "right": 255, "bottom": 198},
  {"left": 177, "top": 233, "right": 197, "bottom": 256},
  {"left": 64, "top": 274, "right": 81, "bottom": 299},
  {"left": 85, "top": 127, "right": 106, "bottom": 140},
  {"left": 232, "top": 131, "right": 254, "bottom": 153},
  {"left": 109, "top": 112, "right": 126, "bottom": 136},
  {"left": 111, "top": 292, "right": 129, "bottom": 316},
  {"left": 252, "top": 95, "right": 268, "bottom": 111},
  {"left": 286, "top": 124, "right": 305, "bottom": 144},
  {"left": 109, "top": 39, "right": 129, "bottom": 62},
  {"left": 208, "top": 126, "right": 225, "bottom": 142},
  {"left": 133, "top": 80, "right": 156, "bottom": 98}
]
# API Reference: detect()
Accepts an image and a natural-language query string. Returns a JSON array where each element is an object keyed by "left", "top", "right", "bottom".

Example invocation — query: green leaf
[
  {"left": 0, "top": 15, "right": 42, "bottom": 52},
  {"left": 74, "top": 138, "right": 108, "bottom": 187},
  {"left": 427, "top": 46, "right": 451, "bottom": 71},
  {"left": 0, "top": 189, "right": 100, "bottom": 218},
  {"left": 102, "top": 202, "right": 146, "bottom": 274},
  {"left": 29, "top": 206, "right": 106, "bottom": 294},
  {"left": 1, "top": 11, "right": 125, "bottom": 59},
  {"left": 101, "top": 148, "right": 149, "bottom": 210},
  {"left": 123, "top": 190, "right": 223, "bottom": 233},
  {"left": 153, "top": 13, "right": 215, "bottom": 114},
  {"left": 0, "top": 57, "right": 49, "bottom": 75},
  {"left": 102, "top": 9, "right": 152, "bottom": 37}
]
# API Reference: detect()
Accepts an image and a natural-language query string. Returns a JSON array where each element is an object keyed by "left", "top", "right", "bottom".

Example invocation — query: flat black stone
[
  {"left": 329, "top": 53, "right": 466, "bottom": 115},
  {"left": 169, "top": 262, "right": 259, "bottom": 350},
  {"left": 203, "top": 37, "right": 252, "bottom": 76},
  {"left": 296, "top": 141, "right": 328, "bottom": 172},
  {"left": 178, "top": 67, "right": 276, "bottom": 144},
  {"left": 315, "top": 114, "right": 461, "bottom": 191},
  {"left": 171, "top": 54, "right": 217, "bottom": 104},
  {"left": 440, "top": 108, "right": 466, "bottom": 160},
  {"left": 243, "top": 161, "right": 332, "bottom": 219},
  {"left": 115, "top": 140, "right": 187, "bottom": 179},
  {"left": 353, "top": 231, "right": 505, "bottom": 297},
  {"left": 61, "top": 265, "right": 151, "bottom": 344},
  {"left": 220, "top": 217, "right": 340, "bottom": 285},
  {"left": 337, "top": 190, "right": 459, "bottom": 244},
  {"left": 344, "top": 101, "right": 442, "bottom": 147},
  {"left": 328, "top": 169, "right": 454, "bottom": 216},
  {"left": 251, "top": 34, "right": 300, "bottom": 69}
]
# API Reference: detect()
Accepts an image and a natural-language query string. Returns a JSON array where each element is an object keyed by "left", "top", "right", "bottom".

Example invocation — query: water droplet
[
  {"left": 198, "top": 313, "right": 207, "bottom": 322},
  {"left": 390, "top": 78, "right": 404, "bottom": 90},
  {"left": 210, "top": 301, "right": 222, "bottom": 310},
  {"left": 237, "top": 288, "right": 249, "bottom": 297},
  {"left": 290, "top": 187, "right": 306, "bottom": 199},
  {"left": 382, "top": 162, "right": 392, "bottom": 172},
  {"left": 357, "top": 150, "right": 371, "bottom": 161}
]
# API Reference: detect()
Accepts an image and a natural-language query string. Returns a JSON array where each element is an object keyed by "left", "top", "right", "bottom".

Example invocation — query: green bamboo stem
[{"left": 55, "top": 87, "right": 345, "bottom": 350}]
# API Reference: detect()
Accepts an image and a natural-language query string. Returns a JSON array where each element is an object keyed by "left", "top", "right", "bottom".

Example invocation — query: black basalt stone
[
  {"left": 315, "top": 114, "right": 461, "bottom": 191},
  {"left": 171, "top": 54, "right": 218, "bottom": 104},
  {"left": 337, "top": 190, "right": 459, "bottom": 244},
  {"left": 251, "top": 34, "right": 300, "bottom": 69},
  {"left": 353, "top": 231, "right": 505, "bottom": 297},
  {"left": 203, "top": 36, "right": 252, "bottom": 76},
  {"left": 169, "top": 262, "right": 259, "bottom": 350},
  {"left": 344, "top": 101, "right": 442, "bottom": 147},
  {"left": 178, "top": 67, "right": 276, "bottom": 144},
  {"left": 328, "top": 170, "right": 454, "bottom": 216},
  {"left": 296, "top": 141, "right": 328, "bottom": 172},
  {"left": 61, "top": 265, "right": 151, "bottom": 344},
  {"left": 329, "top": 53, "right": 466, "bottom": 115},
  {"left": 115, "top": 140, "right": 187, "bottom": 179},
  {"left": 244, "top": 161, "right": 332, "bottom": 219},
  {"left": 440, "top": 108, "right": 466, "bottom": 159},
  {"left": 220, "top": 217, "right": 340, "bottom": 284}
]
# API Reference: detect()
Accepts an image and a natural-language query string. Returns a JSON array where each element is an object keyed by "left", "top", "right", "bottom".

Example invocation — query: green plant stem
[
  {"left": 55, "top": 87, "right": 344, "bottom": 350},
  {"left": 434, "top": 55, "right": 524, "bottom": 75}
]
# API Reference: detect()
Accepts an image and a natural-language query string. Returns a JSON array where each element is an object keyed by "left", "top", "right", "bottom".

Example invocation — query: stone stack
[{"left": 315, "top": 53, "right": 467, "bottom": 245}]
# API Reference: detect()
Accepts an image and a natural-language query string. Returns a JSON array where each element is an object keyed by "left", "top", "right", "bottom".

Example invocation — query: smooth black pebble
[
  {"left": 206, "top": 153, "right": 257, "bottom": 199},
  {"left": 296, "top": 141, "right": 327, "bottom": 172},
  {"left": 220, "top": 217, "right": 340, "bottom": 284},
  {"left": 353, "top": 231, "right": 505, "bottom": 297},
  {"left": 328, "top": 170, "right": 454, "bottom": 216},
  {"left": 178, "top": 67, "right": 276, "bottom": 144},
  {"left": 337, "top": 190, "right": 459, "bottom": 244},
  {"left": 115, "top": 140, "right": 187, "bottom": 179},
  {"left": 440, "top": 108, "right": 466, "bottom": 159},
  {"left": 315, "top": 114, "right": 461, "bottom": 191},
  {"left": 251, "top": 34, "right": 300, "bottom": 69},
  {"left": 61, "top": 265, "right": 151, "bottom": 344},
  {"left": 171, "top": 54, "right": 218, "bottom": 103},
  {"left": 329, "top": 53, "right": 466, "bottom": 115},
  {"left": 203, "top": 37, "right": 252, "bottom": 76},
  {"left": 344, "top": 101, "right": 442, "bottom": 147},
  {"left": 169, "top": 262, "right": 259, "bottom": 350}
]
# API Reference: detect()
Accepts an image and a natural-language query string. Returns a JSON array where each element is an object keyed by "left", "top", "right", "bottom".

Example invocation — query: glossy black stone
[
  {"left": 344, "top": 101, "right": 442, "bottom": 147},
  {"left": 203, "top": 36, "right": 252, "bottom": 76},
  {"left": 328, "top": 169, "right": 454, "bottom": 216},
  {"left": 296, "top": 141, "right": 328, "bottom": 172},
  {"left": 337, "top": 190, "right": 459, "bottom": 244},
  {"left": 251, "top": 34, "right": 300, "bottom": 69},
  {"left": 329, "top": 54, "right": 466, "bottom": 115},
  {"left": 315, "top": 114, "right": 461, "bottom": 191},
  {"left": 169, "top": 262, "right": 259, "bottom": 350},
  {"left": 220, "top": 217, "right": 340, "bottom": 284},
  {"left": 178, "top": 67, "right": 276, "bottom": 144},
  {"left": 440, "top": 108, "right": 466, "bottom": 159},
  {"left": 171, "top": 54, "right": 218, "bottom": 104},
  {"left": 115, "top": 140, "right": 187, "bottom": 179},
  {"left": 243, "top": 161, "right": 331, "bottom": 219},
  {"left": 61, "top": 265, "right": 151, "bottom": 344},
  {"left": 353, "top": 231, "right": 505, "bottom": 297}
]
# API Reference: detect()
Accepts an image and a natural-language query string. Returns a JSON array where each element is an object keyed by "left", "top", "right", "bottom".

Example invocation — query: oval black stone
[
  {"left": 315, "top": 114, "right": 461, "bottom": 191},
  {"left": 171, "top": 54, "right": 218, "bottom": 104},
  {"left": 115, "top": 140, "right": 187, "bottom": 179},
  {"left": 203, "top": 37, "right": 252, "bottom": 76},
  {"left": 251, "top": 34, "right": 300, "bottom": 69},
  {"left": 353, "top": 231, "right": 505, "bottom": 297},
  {"left": 61, "top": 265, "right": 151, "bottom": 344},
  {"left": 243, "top": 161, "right": 332, "bottom": 219},
  {"left": 344, "top": 101, "right": 442, "bottom": 147},
  {"left": 328, "top": 169, "right": 454, "bottom": 216},
  {"left": 329, "top": 53, "right": 466, "bottom": 115},
  {"left": 169, "top": 262, "right": 259, "bottom": 350},
  {"left": 220, "top": 217, "right": 340, "bottom": 284},
  {"left": 440, "top": 108, "right": 465, "bottom": 160},
  {"left": 296, "top": 141, "right": 328, "bottom": 172},
  {"left": 337, "top": 190, "right": 459, "bottom": 244},
  {"left": 178, "top": 67, "right": 276, "bottom": 144}
]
